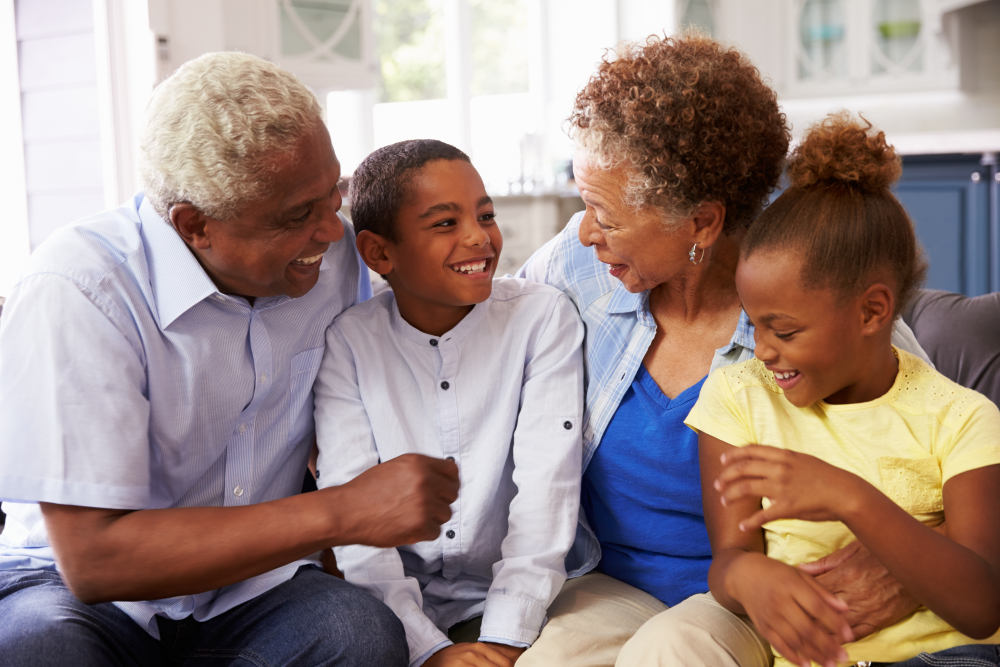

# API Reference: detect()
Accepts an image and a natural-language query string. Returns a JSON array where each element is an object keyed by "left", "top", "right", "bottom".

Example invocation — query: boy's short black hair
[{"left": 348, "top": 139, "right": 471, "bottom": 243}]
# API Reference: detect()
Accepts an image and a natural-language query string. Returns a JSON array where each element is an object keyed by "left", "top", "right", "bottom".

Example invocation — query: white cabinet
[{"left": 149, "top": 0, "right": 376, "bottom": 93}]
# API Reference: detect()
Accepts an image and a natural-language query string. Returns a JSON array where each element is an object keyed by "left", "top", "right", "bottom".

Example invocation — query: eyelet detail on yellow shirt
[{"left": 878, "top": 456, "right": 943, "bottom": 514}]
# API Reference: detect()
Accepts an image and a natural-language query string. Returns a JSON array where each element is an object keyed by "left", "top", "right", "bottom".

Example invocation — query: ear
[
  {"left": 170, "top": 203, "right": 212, "bottom": 250},
  {"left": 356, "top": 230, "right": 394, "bottom": 277},
  {"left": 691, "top": 201, "right": 727, "bottom": 248},
  {"left": 859, "top": 283, "right": 896, "bottom": 337}
]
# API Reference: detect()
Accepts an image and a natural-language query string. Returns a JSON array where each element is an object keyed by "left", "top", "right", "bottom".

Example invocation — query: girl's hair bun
[{"left": 787, "top": 112, "right": 901, "bottom": 193}]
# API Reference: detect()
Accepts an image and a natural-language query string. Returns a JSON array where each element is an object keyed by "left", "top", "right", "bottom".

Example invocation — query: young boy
[{"left": 313, "top": 140, "right": 584, "bottom": 667}]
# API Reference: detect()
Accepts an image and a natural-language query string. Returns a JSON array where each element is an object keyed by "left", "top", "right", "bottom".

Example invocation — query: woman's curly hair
[{"left": 569, "top": 33, "right": 790, "bottom": 232}]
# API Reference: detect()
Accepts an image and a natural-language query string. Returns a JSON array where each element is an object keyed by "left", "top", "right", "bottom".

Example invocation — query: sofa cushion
[{"left": 903, "top": 289, "right": 1000, "bottom": 406}]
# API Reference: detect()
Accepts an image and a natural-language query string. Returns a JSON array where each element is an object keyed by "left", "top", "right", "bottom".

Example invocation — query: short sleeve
[
  {"left": 684, "top": 367, "right": 755, "bottom": 448},
  {"left": 937, "top": 394, "right": 1000, "bottom": 485},
  {"left": 0, "top": 273, "right": 150, "bottom": 508}
]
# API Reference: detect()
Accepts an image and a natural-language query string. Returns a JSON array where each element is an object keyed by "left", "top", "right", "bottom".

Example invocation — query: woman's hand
[
  {"left": 731, "top": 552, "right": 853, "bottom": 667},
  {"left": 424, "top": 642, "right": 523, "bottom": 667},
  {"left": 799, "top": 540, "right": 920, "bottom": 640},
  {"left": 714, "top": 445, "right": 868, "bottom": 531}
]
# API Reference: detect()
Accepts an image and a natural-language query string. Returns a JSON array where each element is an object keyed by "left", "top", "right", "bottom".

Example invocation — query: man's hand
[
  {"left": 424, "top": 643, "right": 522, "bottom": 667},
  {"left": 799, "top": 540, "right": 920, "bottom": 640},
  {"left": 331, "top": 453, "right": 460, "bottom": 548},
  {"left": 41, "top": 453, "right": 458, "bottom": 604}
]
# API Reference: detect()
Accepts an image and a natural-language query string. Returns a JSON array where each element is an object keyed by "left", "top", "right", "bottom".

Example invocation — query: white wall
[
  {"left": 16, "top": 0, "right": 105, "bottom": 252},
  {"left": 0, "top": 0, "right": 29, "bottom": 298}
]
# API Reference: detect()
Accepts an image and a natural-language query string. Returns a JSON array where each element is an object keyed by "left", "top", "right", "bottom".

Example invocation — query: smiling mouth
[
  {"left": 291, "top": 253, "right": 323, "bottom": 266},
  {"left": 773, "top": 370, "right": 799, "bottom": 381},
  {"left": 450, "top": 258, "right": 491, "bottom": 275}
]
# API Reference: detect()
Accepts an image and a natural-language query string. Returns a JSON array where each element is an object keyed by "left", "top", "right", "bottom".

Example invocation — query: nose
[
  {"left": 753, "top": 330, "right": 777, "bottom": 364},
  {"left": 463, "top": 216, "right": 491, "bottom": 247},
  {"left": 578, "top": 209, "right": 604, "bottom": 248},
  {"left": 314, "top": 193, "right": 345, "bottom": 244}
]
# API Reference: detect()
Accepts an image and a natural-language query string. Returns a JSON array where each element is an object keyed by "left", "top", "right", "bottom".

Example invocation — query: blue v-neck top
[{"left": 581, "top": 365, "right": 711, "bottom": 606}]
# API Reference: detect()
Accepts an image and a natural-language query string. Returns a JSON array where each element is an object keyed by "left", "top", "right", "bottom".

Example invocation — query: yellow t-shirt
[{"left": 685, "top": 348, "right": 1000, "bottom": 666}]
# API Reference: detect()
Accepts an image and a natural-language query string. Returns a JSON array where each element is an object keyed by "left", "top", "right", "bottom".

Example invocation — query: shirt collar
[
  {"left": 607, "top": 280, "right": 656, "bottom": 325},
  {"left": 137, "top": 194, "right": 220, "bottom": 329},
  {"left": 389, "top": 290, "right": 492, "bottom": 347},
  {"left": 716, "top": 308, "right": 755, "bottom": 355}
]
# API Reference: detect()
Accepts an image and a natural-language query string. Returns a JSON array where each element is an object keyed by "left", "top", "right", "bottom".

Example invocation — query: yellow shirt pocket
[{"left": 878, "top": 456, "right": 943, "bottom": 515}]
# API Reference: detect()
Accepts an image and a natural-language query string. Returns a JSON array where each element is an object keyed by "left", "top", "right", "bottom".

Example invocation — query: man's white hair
[{"left": 139, "top": 52, "right": 324, "bottom": 220}]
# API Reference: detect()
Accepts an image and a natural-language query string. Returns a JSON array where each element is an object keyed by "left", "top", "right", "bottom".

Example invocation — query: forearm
[
  {"left": 42, "top": 487, "right": 345, "bottom": 604},
  {"left": 842, "top": 485, "right": 1000, "bottom": 638}
]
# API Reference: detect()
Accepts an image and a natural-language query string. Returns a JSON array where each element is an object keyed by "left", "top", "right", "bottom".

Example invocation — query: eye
[
  {"left": 288, "top": 206, "right": 312, "bottom": 227},
  {"left": 774, "top": 330, "right": 797, "bottom": 340},
  {"left": 479, "top": 211, "right": 496, "bottom": 223},
  {"left": 433, "top": 218, "right": 457, "bottom": 228},
  {"left": 595, "top": 217, "right": 611, "bottom": 231}
]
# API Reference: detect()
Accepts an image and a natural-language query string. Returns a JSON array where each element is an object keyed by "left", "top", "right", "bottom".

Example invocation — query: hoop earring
[{"left": 688, "top": 243, "right": 705, "bottom": 265}]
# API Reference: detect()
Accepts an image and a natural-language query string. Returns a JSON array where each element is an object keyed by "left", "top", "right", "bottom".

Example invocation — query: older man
[{"left": 0, "top": 53, "right": 458, "bottom": 666}]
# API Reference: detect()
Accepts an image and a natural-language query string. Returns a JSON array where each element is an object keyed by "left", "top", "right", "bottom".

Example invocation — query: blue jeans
[
  {"left": 0, "top": 566, "right": 407, "bottom": 667},
  {"left": 873, "top": 644, "right": 1000, "bottom": 666}
]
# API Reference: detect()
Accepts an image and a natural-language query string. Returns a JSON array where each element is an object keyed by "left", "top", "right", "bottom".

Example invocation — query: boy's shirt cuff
[
  {"left": 400, "top": 608, "right": 451, "bottom": 667},
  {"left": 479, "top": 592, "right": 548, "bottom": 646},
  {"left": 411, "top": 640, "right": 452, "bottom": 667},
  {"left": 478, "top": 636, "right": 531, "bottom": 648}
]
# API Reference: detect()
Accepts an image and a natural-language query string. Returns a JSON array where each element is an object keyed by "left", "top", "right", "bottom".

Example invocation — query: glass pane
[
  {"left": 679, "top": 0, "right": 716, "bottom": 36},
  {"left": 374, "top": 0, "right": 447, "bottom": 102},
  {"left": 799, "top": 0, "right": 847, "bottom": 80},
  {"left": 280, "top": 0, "right": 362, "bottom": 60},
  {"left": 470, "top": 0, "right": 529, "bottom": 96},
  {"left": 873, "top": 0, "right": 922, "bottom": 74}
]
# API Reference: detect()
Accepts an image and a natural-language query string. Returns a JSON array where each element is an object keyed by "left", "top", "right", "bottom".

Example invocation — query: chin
[
  {"left": 286, "top": 279, "right": 320, "bottom": 299},
  {"left": 784, "top": 391, "right": 819, "bottom": 408}
]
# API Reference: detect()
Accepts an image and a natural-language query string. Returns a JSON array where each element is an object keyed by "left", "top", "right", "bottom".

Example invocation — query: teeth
[
  {"left": 451, "top": 260, "right": 487, "bottom": 274},
  {"left": 292, "top": 254, "right": 323, "bottom": 266},
  {"left": 774, "top": 371, "right": 798, "bottom": 380}
]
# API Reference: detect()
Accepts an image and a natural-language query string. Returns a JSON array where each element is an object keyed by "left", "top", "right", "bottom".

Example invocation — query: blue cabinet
[{"left": 896, "top": 155, "right": 997, "bottom": 296}]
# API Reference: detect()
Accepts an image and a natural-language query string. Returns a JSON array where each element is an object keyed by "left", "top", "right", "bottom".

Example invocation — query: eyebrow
[
  {"left": 417, "top": 195, "right": 494, "bottom": 219},
  {"left": 758, "top": 312, "right": 796, "bottom": 325}
]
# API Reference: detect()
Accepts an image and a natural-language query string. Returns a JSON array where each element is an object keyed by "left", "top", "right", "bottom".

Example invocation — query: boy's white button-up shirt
[{"left": 315, "top": 278, "right": 585, "bottom": 667}]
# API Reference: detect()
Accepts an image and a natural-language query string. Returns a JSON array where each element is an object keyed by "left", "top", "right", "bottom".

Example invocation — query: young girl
[{"left": 685, "top": 113, "right": 1000, "bottom": 667}]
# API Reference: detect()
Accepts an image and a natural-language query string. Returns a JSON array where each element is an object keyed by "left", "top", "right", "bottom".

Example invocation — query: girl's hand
[
  {"left": 715, "top": 445, "right": 867, "bottom": 531},
  {"left": 732, "top": 553, "right": 854, "bottom": 667}
]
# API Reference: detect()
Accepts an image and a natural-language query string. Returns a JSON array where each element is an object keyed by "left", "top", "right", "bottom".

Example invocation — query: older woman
[{"left": 516, "top": 34, "right": 929, "bottom": 666}]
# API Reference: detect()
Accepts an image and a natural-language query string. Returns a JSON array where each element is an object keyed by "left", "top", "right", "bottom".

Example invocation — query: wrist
[
  {"left": 316, "top": 486, "right": 352, "bottom": 546},
  {"left": 838, "top": 475, "right": 880, "bottom": 527},
  {"left": 725, "top": 551, "right": 768, "bottom": 606}
]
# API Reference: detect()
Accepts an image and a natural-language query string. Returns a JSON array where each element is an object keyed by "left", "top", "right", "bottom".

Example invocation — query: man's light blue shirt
[
  {"left": 517, "top": 212, "right": 932, "bottom": 578},
  {"left": 0, "top": 194, "right": 371, "bottom": 637}
]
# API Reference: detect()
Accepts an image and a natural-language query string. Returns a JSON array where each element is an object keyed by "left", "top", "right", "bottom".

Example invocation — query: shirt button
[
  {"left": 564, "top": 421, "right": 573, "bottom": 430},
  {"left": 260, "top": 373, "right": 267, "bottom": 383},
  {"left": 446, "top": 530, "right": 455, "bottom": 539},
  {"left": 315, "top": 469, "right": 320, "bottom": 479},
  {"left": 446, "top": 456, "right": 455, "bottom": 462},
  {"left": 239, "top": 423, "right": 247, "bottom": 433},
  {"left": 233, "top": 486, "right": 244, "bottom": 497},
  {"left": 440, "top": 381, "right": 450, "bottom": 390},
  {"left": 430, "top": 339, "right": 438, "bottom": 347}
]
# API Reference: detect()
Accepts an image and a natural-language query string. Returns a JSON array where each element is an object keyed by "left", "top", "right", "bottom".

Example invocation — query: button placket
[
  {"left": 225, "top": 312, "right": 272, "bottom": 507},
  {"left": 435, "top": 340, "right": 462, "bottom": 577}
]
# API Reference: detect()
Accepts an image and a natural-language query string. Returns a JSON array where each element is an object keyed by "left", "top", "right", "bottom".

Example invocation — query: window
[{"left": 678, "top": 0, "right": 717, "bottom": 37}]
